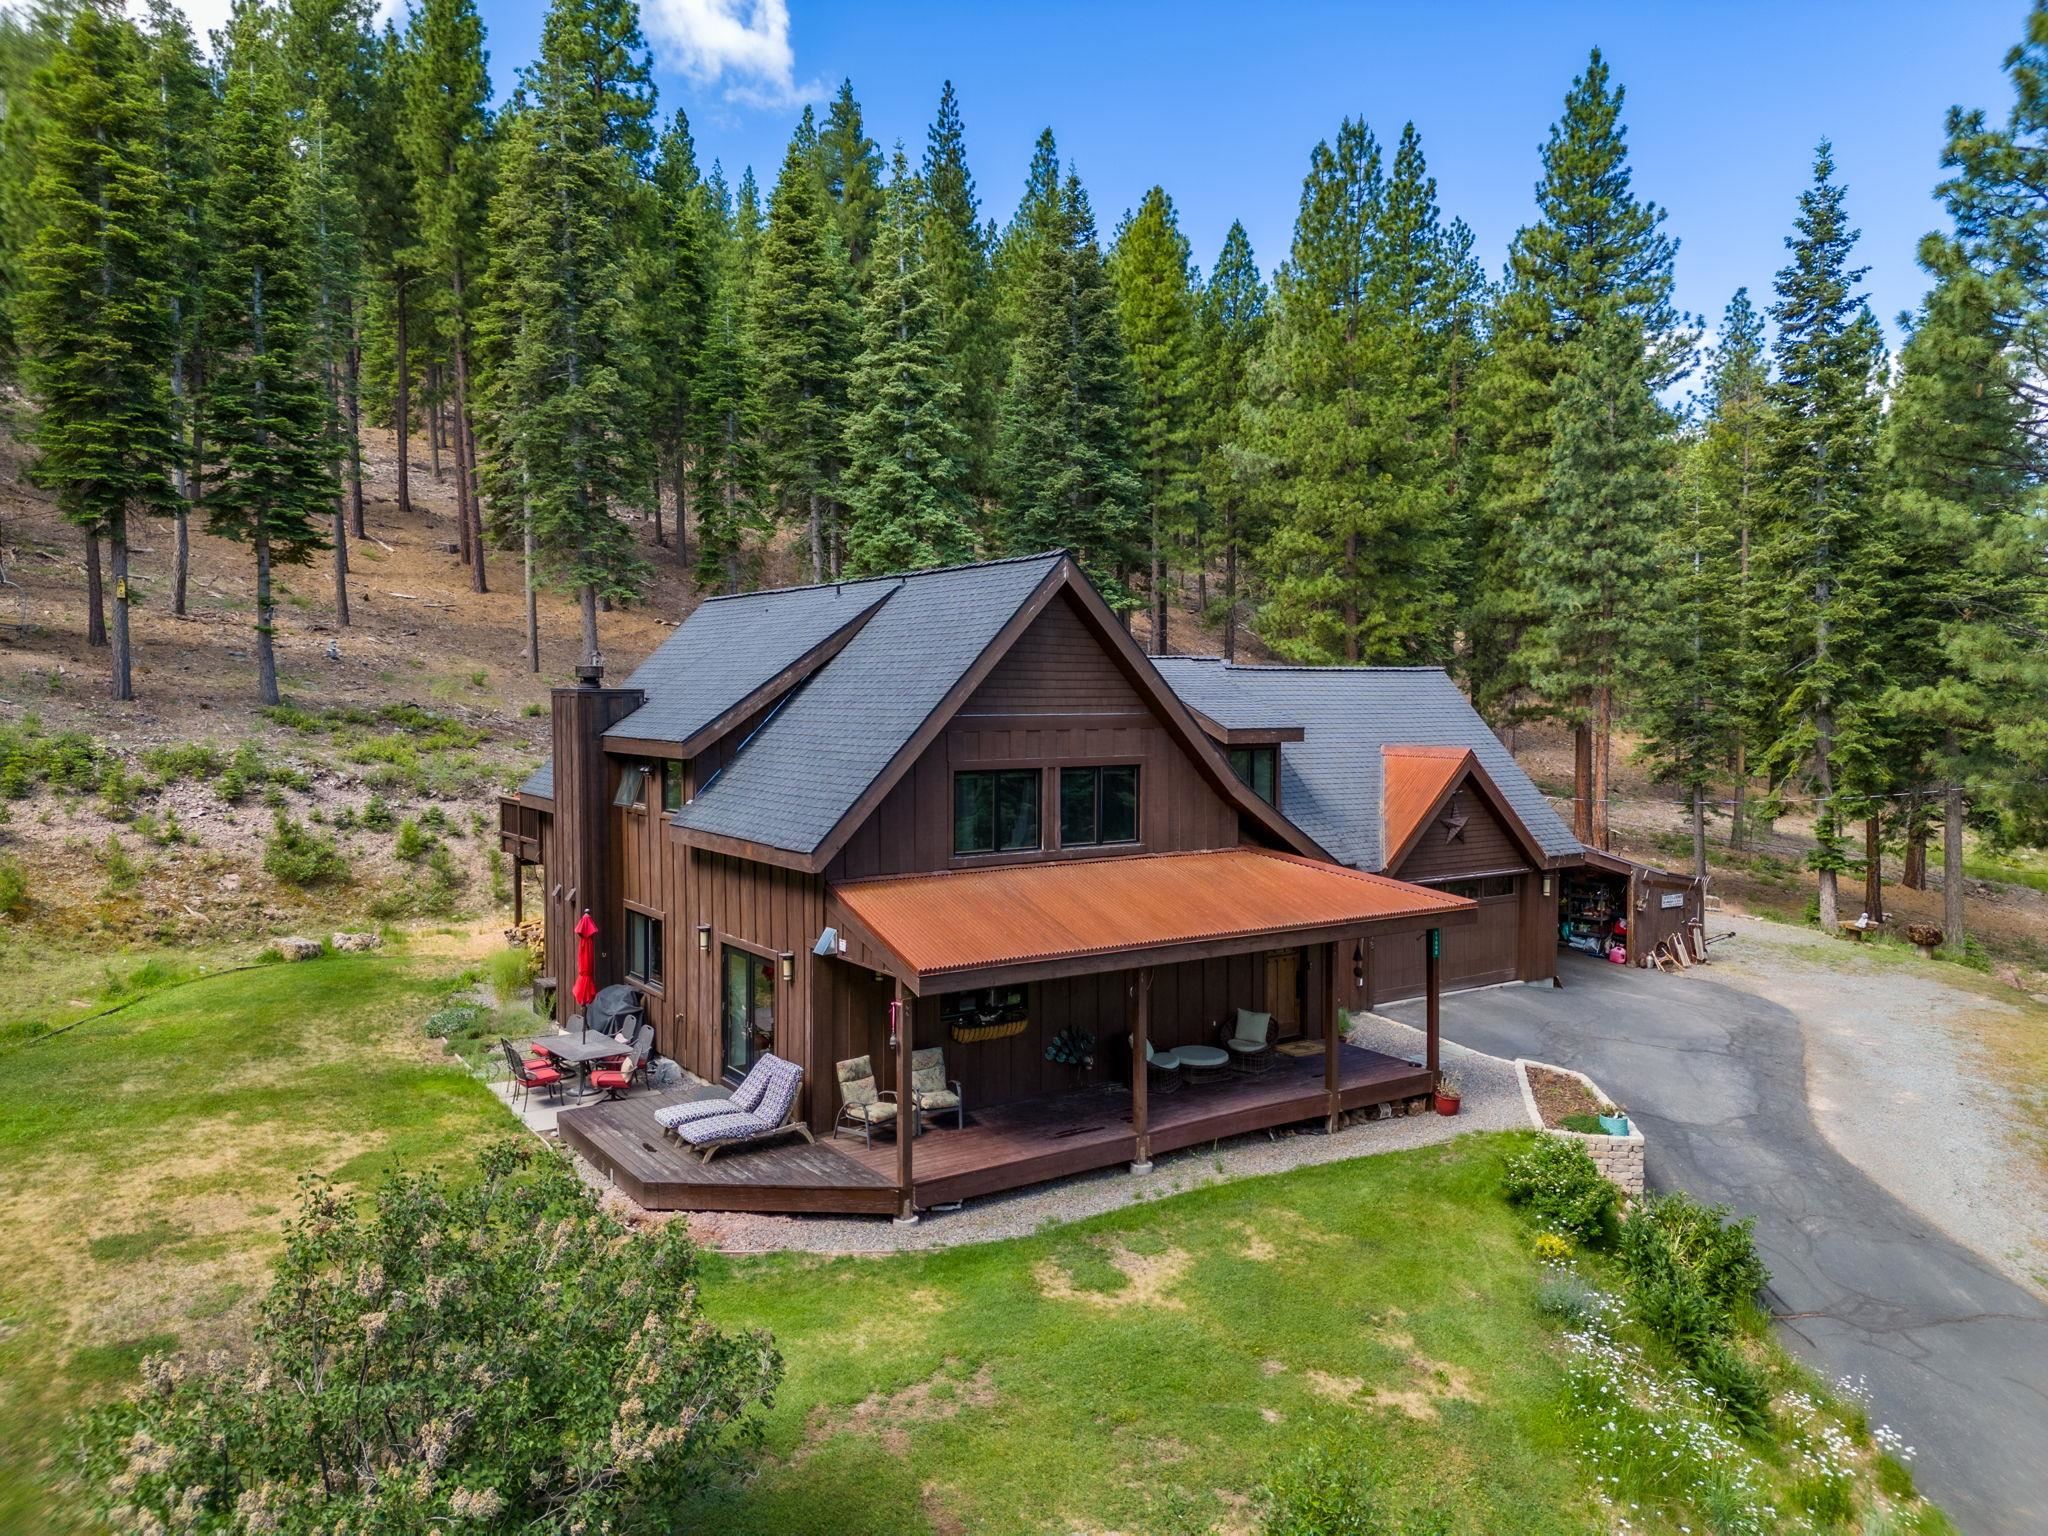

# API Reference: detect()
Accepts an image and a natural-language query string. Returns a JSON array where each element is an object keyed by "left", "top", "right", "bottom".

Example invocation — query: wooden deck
[{"left": 558, "top": 1044, "right": 1432, "bottom": 1217}]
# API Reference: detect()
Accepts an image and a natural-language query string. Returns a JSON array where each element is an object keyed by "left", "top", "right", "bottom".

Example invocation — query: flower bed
[{"left": 1515, "top": 1058, "right": 1644, "bottom": 1196}]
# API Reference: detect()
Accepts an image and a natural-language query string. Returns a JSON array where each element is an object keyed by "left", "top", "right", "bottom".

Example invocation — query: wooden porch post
[
  {"left": 1425, "top": 928, "right": 1441, "bottom": 1084},
  {"left": 894, "top": 979, "right": 916, "bottom": 1224},
  {"left": 1324, "top": 940, "right": 1341, "bottom": 1133},
  {"left": 511, "top": 860, "right": 524, "bottom": 925},
  {"left": 1131, "top": 967, "right": 1152, "bottom": 1172}
]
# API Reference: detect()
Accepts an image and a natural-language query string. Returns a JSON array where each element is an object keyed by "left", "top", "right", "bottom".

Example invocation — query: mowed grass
[
  {"left": 0, "top": 949, "right": 513, "bottom": 1533},
  {"left": 682, "top": 1138, "right": 1599, "bottom": 1535}
]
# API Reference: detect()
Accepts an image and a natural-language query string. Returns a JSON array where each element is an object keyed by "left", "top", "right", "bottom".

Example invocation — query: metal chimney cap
[{"left": 574, "top": 661, "right": 604, "bottom": 688}]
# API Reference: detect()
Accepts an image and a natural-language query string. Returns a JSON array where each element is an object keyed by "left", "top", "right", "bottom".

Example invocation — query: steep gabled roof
[
  {"left": 1152, "top": 658, "right": 1580, "bottom": 872},
  {"left": 604, "top": 576, "right": 898, "bottom": 749},
  {"left": 1380, "top": 745, "right": 1473, "bottom": 866}
]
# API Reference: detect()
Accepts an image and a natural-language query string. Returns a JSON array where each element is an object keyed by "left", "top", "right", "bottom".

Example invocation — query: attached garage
[{"left": 1564, "top": 847, "right": 1706, "bottom": 969}]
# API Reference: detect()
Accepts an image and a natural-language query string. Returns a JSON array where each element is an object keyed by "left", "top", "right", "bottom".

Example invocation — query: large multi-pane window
[
  {"left": 1228, "top": 746, "right": 1277, "bottom": 805},
  {"left": 721, "top": 945, "right": 775, "bottom": 1083},
  {"left": 1059, "top": 765, "right": 1139, "bottom": 847},
  {"left": 953, "top": 769, "right": 1041, "bottom": 855},
  {"left": 625, "top": 909, "right": 663, "bottom": 987}
]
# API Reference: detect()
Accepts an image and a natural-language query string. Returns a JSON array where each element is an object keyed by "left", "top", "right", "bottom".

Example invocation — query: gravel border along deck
[{"left": 564, "top": 1009, "right": 1529, "bottom": 1255}]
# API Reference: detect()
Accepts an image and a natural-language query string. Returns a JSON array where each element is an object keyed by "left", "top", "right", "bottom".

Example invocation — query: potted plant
[
  {"left": 1434, "top": 1072, "right": 1463, "bottom": 1117},
  {"left": 1597, "top": 1102, "right": 1630, "bottom": 1136}
]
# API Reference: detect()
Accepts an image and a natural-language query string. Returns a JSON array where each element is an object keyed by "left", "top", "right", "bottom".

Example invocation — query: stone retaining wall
[{"left": 1513, "top": 1058, "right": 1644, "bottom": 1196}]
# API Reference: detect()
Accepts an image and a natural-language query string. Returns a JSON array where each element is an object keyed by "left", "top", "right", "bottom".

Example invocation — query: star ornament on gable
[{"left": 1439, "top": 796, "right": 1468, "bottom": 844}]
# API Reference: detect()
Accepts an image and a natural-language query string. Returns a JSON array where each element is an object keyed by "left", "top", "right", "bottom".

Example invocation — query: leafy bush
[
  {"left": 1534, "top": 1272, "right": 1601, "bottom": 1328},
  {"left": 0, "top": 719, "right": 110, "bottom": 796},
  {"left": 360, "top": 794, "right": 396, "bottom": 831},
  {"left": 1257, "top": 1444, "right": 1434, "bottom": 1536},
  {"left": 1502, "top": 1136, "right": 1618, "bottom": 1244},
  {"left": 424, "top": 1002, "right": 485, "bottom": 1040},
  {"left": 140, "top": 741, "right": 224, "bottom": 781},
  {"left": 97, "top": 835, "right": 141, "bottom": 896},
  {"left": 1532, "top": 1231, "right": 1573, "bottom": 1263},
  {"left": 1619, "top": 1192, "right": 1766, "bottom": 1318},
  {"left": 0, "top": 857, "right": 29, "bottom": 919},
  {"left": 394, "top": 817, "right": 435, "bottom": 862},
  {"left": 263, "top": 813, "right": 349, "bottom": 887},
  {"left": 488, "top": 944, "right": 538, "bottom": 1007},
  {"left": 81, "top": 1142, "right": 782, "bottom": 1533},
  {"left": 368, "top": 844, "right": 467, "bottom": 920},
  {"left": 1690, "top": 1339, "right": 1773, "bottom": 1438}
]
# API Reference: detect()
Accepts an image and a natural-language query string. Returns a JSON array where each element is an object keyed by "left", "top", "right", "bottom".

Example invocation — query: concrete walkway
[{"left": 1388, "top": 948, "right": 2048, "bottom": 1536}]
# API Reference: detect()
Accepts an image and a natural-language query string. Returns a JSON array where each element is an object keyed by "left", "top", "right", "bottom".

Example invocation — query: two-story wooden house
[{"left": 501, "top": 553, "right": 1482, "bottom": 1218}]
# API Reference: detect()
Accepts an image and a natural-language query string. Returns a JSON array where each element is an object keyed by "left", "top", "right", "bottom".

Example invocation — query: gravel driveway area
[
  {"left": 637, "top": 1014, "right": 1524, "bottom": 1257},
  {"left": 1387, "top": 939, "right": 2048, "bottom": 1536}
]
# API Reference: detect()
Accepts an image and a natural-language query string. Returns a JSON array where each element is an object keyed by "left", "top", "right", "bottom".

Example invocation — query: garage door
[{"left": 1370, "top": 874, "right": 1523, "bottom": 1002}]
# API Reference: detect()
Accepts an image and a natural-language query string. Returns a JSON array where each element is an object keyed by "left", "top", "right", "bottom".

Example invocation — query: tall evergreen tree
[
  {"left": 1255, "top": 119, "right": 1459, "bottom": 664},
  {"left": 992, "top": 127, "right": 1062, "bottom": 343},
  {"left": 815, "top": 78, "right": 883, "bottom": 279},
  {"left": 993, "top": 168, "right": 1141, "bottom": 603},
  {"left": 689, "top": 160, "right": 764, "bottom": 593},
  {"left": 644, "top": 107, "right": 711, "bottom": 565},
  {"left": 1196, "top": 220, "right": 1267, "bottom": 659},
  {"left": 399, "top": 0, "right": 491, "bottom": 589},
  {"left": 920, "top": 81, "right": 998, "bottom": 508},
  {"left": 201, "top": 6, "right": 335, "bottom": 706},
  {"left": 1751, "top": 142, "right": 1891, "bottom": 932},
  {"left": 1468, "top": 49, "right": 1690, "bottom": 832},
  {"left": 841, "top": 149, "right": 971, "bottom": 576},
  {"left": 360, "top": 17, "right": 422, "bottom": 523},
  {"left": 0, "top": 0, "right": 66, "bottom": 379},
  {"left": 1109, "top": 185, "right": 1201, "bottom": 652},
  {"left": 749, "top": 129, "right": 856, "bottom": 582},
  {"left": 18, "top": 2, "right": 178, "bottom": 701}
]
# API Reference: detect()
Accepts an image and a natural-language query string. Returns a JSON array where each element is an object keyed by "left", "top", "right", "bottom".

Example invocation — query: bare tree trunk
[
  {"left": 524, "top": 492, "right": 539, "bottom": 675},
  {"left": 254, "top": 522, "right": 279, "bottom": 706},
  {"left": 108, "top": 513, "right": 132, "bottom": 700},
  {"left": 459, "top": 400, "right": 485, "bottom": 592},
  {"left": 1149, "top": 506, "right": 1165, "bottom": 655},
  {"left": 1903, "top": 796, "right": 1928, "bottom": 890},
  {"left": 332, "top": 494, "right": 351, "bottom": 626},
  {"left": 1862, "top": 815, "right": 1883, "bottom": 923},
  {"left": 579, "top": 581, "right": 600, "bottom": 666},
  {"left": 808, "top": 490, "right": 823, "bottom": 583},
  {"left": 394, "top": 285, "right": 413, "bottom": 517},
  {"left": 345, "top": 317, "right": 365, "bottom": 539},
  {"left": 1222, "top": 535, "right": 1238, "bottom": 662},
  {"left": 173, "top": 507, "right": 190, "bottom": 618},
  {"left": 1591, "top": 682, "right": 1612, "bottom": 852},
  {"left": 652, "top": 467, "right": 666, "bottom": 548},
  {"left": 1943, "top": 752, "right": 1965, "bottom": 958},
  {"left": 1341, "top": 532, "right": 1359, "bottom": 662},
  {"left": 84, "top": 529, "right": 107, "bottom": 648},
  {"left": 1572, "top": 721, "right": 1593, "bottom": 845},
  {"left": 428, "top": 362, "right": 443, "bottom": 481},
  {"left": 1730, "top": 740, "right": 1747, "bottom": 850},
  {"left": 171, "top": 344, "right": 191, "bottom": 618},
  {"left": 1691, "top": 786, "right": 1707, "bottom": 880},
  {"left": 675, "top": 454, "right": 690, "bottom": 573}
]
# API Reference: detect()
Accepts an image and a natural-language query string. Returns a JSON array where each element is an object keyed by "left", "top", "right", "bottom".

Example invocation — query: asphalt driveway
[{"left": 1387, "top": 951, "right": 2048, "bottom": 1536}]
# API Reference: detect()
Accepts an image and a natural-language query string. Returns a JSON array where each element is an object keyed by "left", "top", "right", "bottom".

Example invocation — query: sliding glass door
[{"left": 721, "top": 945, "right": 775, "bottom": 1083}]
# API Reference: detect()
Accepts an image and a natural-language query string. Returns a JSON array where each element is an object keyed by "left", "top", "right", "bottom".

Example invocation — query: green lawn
[
  {"left": 0, "top": 946, "right": 515, "bottom": 1533},
  {"left": 0, "top": 946, "right": 1947, "bottom": 1535}
]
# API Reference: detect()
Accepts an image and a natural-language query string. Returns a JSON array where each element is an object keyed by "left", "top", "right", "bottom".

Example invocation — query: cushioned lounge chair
[
  {"left": 833, "top": 1054, "right": 901, "bottom": 1147},
  {"left": 1224, "top": 1008, "right": 1274, "bottom": 1074},
  {"left": 653, "top": 1054, "right": 773, "bottom": 1134},
  {"left": 673, "top": 1053, "right": 812, "bottom": 1164},
  {"left": 1129, "top": 1034, "right": 1182, "bottom": 1094},
  {"left": 909, "top": 1047, "right": 964, "bottom": 1130}
]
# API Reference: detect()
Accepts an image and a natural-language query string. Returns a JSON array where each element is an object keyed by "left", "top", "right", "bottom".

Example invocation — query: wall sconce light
[
  {"left": 1351, "top": 942, "right": 1366, "bottom": 988},
  {"left": 1542, "top": 875, "right": 1553, "bottom": 898},
  {"left": 696, "top": 923, "right": 711, "bottom": 953},
  {"left": 778, "top": 951, "right": 795, "bottom": 984}
]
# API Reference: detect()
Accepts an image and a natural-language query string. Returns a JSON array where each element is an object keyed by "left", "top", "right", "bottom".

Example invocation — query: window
[
  {"left": 612, "top": 763, "right": 649, "bottom": 809},
  {"left": 1228, "top": 746, "right": 1278, "bottom": 805},
  {"left": 661, "top": 761, "right": 684, "bottom": 813},
  {"left": 625, "top": 909, "right": 663, "bottom": 987},
  {"left": 1442, "top": 875, "right": 1517, "bottom": 900},
  {"left": 721, "top": 945, "right": 774, "bottom": 1083},
  {"left": 953, "top": 769, "right": 1041, "bottom": 855},
  {"left": 1059, "top": 765, "right": 1139, "bottom": 847}
]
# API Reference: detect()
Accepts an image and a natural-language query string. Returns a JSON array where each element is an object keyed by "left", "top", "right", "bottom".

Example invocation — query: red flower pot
[{"left": 1434, "top": 1091, "right": 1461, "bottom": 1117}]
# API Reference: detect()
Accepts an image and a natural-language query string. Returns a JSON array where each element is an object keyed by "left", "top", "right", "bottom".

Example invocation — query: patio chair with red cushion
[
  {"left": 500, "top": 1039, "right": 563, "bottom": 1110},
  {"left": 589, "top": 1025, "right": 653, "bottom": 1102}
]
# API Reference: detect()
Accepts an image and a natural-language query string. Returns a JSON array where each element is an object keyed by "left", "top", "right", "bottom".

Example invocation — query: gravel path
[{"left": 615, "top": 1016, "right": 1528, "bottom": 1256}]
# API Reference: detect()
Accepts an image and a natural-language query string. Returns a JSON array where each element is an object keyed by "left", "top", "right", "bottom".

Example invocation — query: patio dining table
[{"left": 527, "top": 1032, "right": 633, "bottom": 1099}]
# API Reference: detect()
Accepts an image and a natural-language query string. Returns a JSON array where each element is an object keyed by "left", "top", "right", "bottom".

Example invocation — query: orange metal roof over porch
[{"left": 827, "top": 847, "right": 1475, "bottom": 994}]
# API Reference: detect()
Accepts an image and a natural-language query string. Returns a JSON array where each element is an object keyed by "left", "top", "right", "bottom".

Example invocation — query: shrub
[
  {"left": 488, "top": 944, "right": 538, "bottom": 1007},
  {"left": 0, "top": 857, "right": 29, "bottom": 919},
  {"left": 360, "top": 794, "right": 396, "bottom": 831},
  {"left": 394, "top": 817, "right": 434, "bottom": 862},
  {"left": 1689, "top": 1340, "right": 1772, "bottom": 1438},
  {"left": 80, "top": 1142, "right": 782, "bottom": 1533},
  {"left": 140, "top": 741, "right": 224, "bottom": 781},
  {"left": 425, "top": 1002, "right": 485, "bottom": 1039},
  {"left": 1619, "top": 1192, "right": 1766, "bottom": 1318},
  {"left": 1532, "top": 1231, "right": 1573, "bottom": 1263},
  {"left": 1502, "top": 1136, "right": 1618, "bottom": 1244},
  {"left": 1534, "top": 1273, "right": 1601, "bottom": 1329},
  {"left": 1256, "top": 1444, "right": 1396, "bottom": 1536},
  {"left": 263, "top": 813, "right": 349, "bottom": 887}
]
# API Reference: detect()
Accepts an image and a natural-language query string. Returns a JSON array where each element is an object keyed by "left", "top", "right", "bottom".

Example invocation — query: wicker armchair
[{"left": 1222, "top": 1008, "right": 1275, "bottom": 1074}]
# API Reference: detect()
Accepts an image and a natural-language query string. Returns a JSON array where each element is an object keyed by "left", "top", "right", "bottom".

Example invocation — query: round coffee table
[{"left": 1175, "top": 1044, "right": 1230, "bottom": 1084}]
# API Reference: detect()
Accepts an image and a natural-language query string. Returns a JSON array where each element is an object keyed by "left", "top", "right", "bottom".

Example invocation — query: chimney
[{"left": 550, "top": 666, "right": 644, "bottom": 994}]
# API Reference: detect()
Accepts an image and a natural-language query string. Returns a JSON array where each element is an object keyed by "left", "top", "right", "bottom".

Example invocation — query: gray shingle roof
[
  {"left": 604, "top": 577, "right": 898, "bottom": 745},
  {"left": 672, "top": 553, "right": 1067, "bottom": 855},
  {"left": 519, "top": 759, "right": 553, "bottom": 799},
  {"left": 1152, "top": 658, "right": 1580, "bottom": 872}
]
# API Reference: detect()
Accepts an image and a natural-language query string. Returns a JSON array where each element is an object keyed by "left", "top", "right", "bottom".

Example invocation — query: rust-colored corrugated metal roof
[
  {"left": 1381, "top": 745, "right": 1473, "bottom": 866},
  {"left": 831, "top": 847, "right": 1471, "bottom": 981}
]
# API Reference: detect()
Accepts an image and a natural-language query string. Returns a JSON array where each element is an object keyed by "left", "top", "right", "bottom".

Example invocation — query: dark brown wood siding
[{"left": 1393, "top": 784, "right": 1533, "bottom": 882}]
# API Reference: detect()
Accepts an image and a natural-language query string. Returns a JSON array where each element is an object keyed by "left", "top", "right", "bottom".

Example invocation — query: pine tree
[
  {"left": 644, "top": 108, "right": 712, "bottom": 565},
  {"left": 139, "top": 0, "right": 213, "bottom": 621},
  {"left": 1109, "top": 185, "right": 1201, "bottom": 652},
  {"left": 1751, "top": 142, "right": 1890, "bottom": 932},
  {"left": 1468, "top": 49, "right": 1690, "bottom": 775},
  {"left": 992, "top": 127, "right": 1063, "bottom": 343},
  {"left": 841, "top": 149, "right": 971, "bottom": 576},
  {"left": 399, "top": 0, "right": 491, "bottom": 589},
  {"left": 360, "top": 17, "right": 421, "bottom": 524},
  {"left": 815, "top": 79, "right": 883, "bottom": 279},
  {"left": 749, "top": 129, "right": 857, "bottom": 582},
  {"left": 1196, "top": 220, "right": 1266, "bottom": 659},
  {"left": 920, "top": 81, "right": 998, "bottom": 508},
  {"left": 689, "top": 161, "right": 764, "bottom": 593},
  {"left": 993, "top": 169, "right": 1142, "bottom": 603},
  {"left": 0, "top": 1, "right": 65, "bottom": 378},
  {"left": 17, "top": 2, "right": 179, "bottom": 701},
  {"left": 1254, "top": 119, "right": 1459, "bottom": 664},
  {"left": 1523, "top": 305, "right": 1671, "bottom": 849},
  {"left": 201, "top": 6, "right": 335, "bottom": 706}
]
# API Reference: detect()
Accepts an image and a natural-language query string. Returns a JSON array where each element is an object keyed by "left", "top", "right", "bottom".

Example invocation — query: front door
[
  {"left": 1264, "top": 949, "right": 1303, "bottom": 1037},
  {"left": 721, "top": 945, "right": 775, "bottom": 1083}
]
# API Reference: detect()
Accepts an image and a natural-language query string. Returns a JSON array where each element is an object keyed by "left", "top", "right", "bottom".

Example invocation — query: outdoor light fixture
[
  {"left": 696, "top": 923, "right": 711, "bottom": 953},
  {"left": 1352, "top": 942, "right": 1366, "bottom": 988},
  {"left": 1542, "top": 875, "right": 1553, "bottom": 897},
  {"left": 778, "top": 951, "right": 795, "bottom": 984}
]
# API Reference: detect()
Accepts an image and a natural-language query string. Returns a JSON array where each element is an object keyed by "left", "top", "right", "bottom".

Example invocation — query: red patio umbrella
[{"left": 572, "top": 910, "right": 598, "bottom": 1035}]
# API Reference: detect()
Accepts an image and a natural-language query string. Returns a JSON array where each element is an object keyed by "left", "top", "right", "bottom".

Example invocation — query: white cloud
[{"left": 641, "top": 0, "right": 819, "bottom": 109}]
